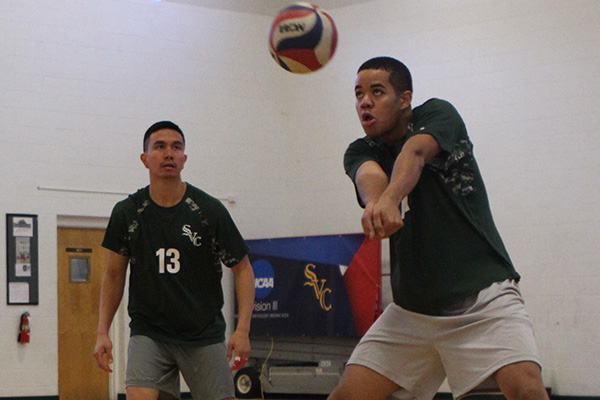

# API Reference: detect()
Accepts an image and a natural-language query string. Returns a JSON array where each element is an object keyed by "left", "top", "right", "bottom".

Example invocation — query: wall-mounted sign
[{"left": 6, "top": 214, "right": 39, "bottom": 305}]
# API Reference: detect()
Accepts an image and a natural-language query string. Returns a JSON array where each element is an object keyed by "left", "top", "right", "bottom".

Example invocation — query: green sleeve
[
  {"left": 410, "top": 98, "right": 470, "bottom": 172},
  {"left": 212, "top": 201, "right": 249, "bottom": 268},
  {"left": 102, "top": 199, "right": 132, "bottom": 256}
]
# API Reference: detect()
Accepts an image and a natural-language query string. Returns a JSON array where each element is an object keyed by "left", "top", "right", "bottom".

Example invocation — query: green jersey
[
  {"left": 103, "top": 183, "right": 249, "bottom": 344},
  {"left": 344, "top": 98, "right": 519, "bottom": 315}
]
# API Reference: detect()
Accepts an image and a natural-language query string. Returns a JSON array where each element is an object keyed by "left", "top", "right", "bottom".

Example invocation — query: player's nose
[{"left": 359, "top": 94, "right": 374, "bottom": 108}]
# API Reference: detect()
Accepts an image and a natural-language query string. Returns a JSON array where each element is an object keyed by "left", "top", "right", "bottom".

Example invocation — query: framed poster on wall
[{"left": 6, "top": 214, "right": 39, "bottom": 305}]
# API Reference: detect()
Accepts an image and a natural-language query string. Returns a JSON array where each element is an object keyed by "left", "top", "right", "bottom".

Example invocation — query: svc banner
[{"left": 238, "top": 234, "right": 381, "bottom": 337}]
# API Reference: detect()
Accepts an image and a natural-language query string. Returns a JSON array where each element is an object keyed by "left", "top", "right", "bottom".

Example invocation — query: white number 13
[{"left": 156, "top": 248, "right": 181, "bottom": 274}]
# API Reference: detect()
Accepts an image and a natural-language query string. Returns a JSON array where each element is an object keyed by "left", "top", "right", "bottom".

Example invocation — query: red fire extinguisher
[{"left": 18, "top": 312, "right": 30, "bottom": 343}]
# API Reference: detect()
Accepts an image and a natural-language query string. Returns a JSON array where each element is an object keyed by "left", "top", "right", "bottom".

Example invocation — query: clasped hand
[{"left": 362, "top": 196, "right": 404, "bottom": 239}]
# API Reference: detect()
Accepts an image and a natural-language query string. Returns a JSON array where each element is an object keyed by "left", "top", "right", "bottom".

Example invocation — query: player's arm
[
  {"left": 93, "top": 249, "right": 128, "bottom": 372},
  {"left": 227, "top": 255, "right": 255, "bottom": 362},
  {"left": 368, "top": 133, "right": 442, "bottom": 239},
  {"left": 354, "top": 160, "right": 389, "bottom": 237}
]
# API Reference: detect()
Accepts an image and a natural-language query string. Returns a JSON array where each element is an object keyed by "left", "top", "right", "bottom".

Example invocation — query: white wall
[{"left": 0, "top": 0, "right": 598, "bottom": 397}]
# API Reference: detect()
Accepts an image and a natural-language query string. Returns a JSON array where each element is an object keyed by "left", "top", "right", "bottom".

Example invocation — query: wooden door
[{"left": 57, "top": 227, "right": 108, "bottom": 400}]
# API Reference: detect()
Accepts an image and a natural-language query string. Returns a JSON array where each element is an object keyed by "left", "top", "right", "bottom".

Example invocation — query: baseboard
[
  {"left": 115, "top": 393, "right": 600, "bottom": 400},
  {"left": 434, "top": 391, "right": 599, "bottom": 400},
  {"left": 0, "top": 398, "right": 59, "bottom": 400},
  {"left": 117, "top": 393, "right": 193, "bottom": 400},
  {"left": 3, "top": 393, "right": 598, "bottom": 400}
]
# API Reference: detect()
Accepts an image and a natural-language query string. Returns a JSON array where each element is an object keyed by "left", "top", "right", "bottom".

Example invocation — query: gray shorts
[
  {"left": 126, "top": 335, "right": 234, "bottom": 400},
  {"left": 347, "top": 279, "right": 541, "bottom": 399}
]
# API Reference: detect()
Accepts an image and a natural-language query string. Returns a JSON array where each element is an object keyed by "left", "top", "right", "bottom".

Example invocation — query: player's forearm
[
  {"left": 97, "top": 273, "right": 126, "bottom": 335},
  {"left": 355, "top": 161, "right": 389, "bottom": 206},
  {"left": 97, "top": 252, "right": 128, "bottom": 335},
  {"left": 383, "top": 134, "right": 441, "bottom": 205},
  {"left": 232, "top": 257, "right": 255, "bottom": 334},
  {"left": 381, "top": 149, "right": 426, "bottom": 206}
]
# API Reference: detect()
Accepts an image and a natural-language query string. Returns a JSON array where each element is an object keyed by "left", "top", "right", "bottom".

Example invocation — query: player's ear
[
  {"left": 181, "top": 154, "right": 187, "bottom": 169},
  {"left": 140, "top": 153, "right": 149, "bottom": 168},
  {"left": 400, "top": 90, "right": 412, "bottom": 111}
]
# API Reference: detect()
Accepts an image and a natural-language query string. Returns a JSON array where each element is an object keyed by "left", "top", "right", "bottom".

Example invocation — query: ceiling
[{"left": 166, "top": 0, "right": 377, "bottom": 16}]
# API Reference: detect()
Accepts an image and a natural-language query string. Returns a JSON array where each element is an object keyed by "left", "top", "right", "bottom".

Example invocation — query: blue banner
[{"left": 238, "top": 234, "right": 381, "bottom": 337}]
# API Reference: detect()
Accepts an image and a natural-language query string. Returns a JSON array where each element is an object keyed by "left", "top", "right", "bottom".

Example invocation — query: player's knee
[
  {"left": 328, "top": 386, "right": 346, "bottom": 400},
  {"left": 501, "top": 374, "right": 549, "bottom": 400},
  {"left": 328, "top": 383, "right": 363, "bottom": 400},
  {"left": 495, "top": 362, "right": 548, "bottom": 400},
  {"left": 504, "top": 385, "right": 549, "bottom": 400}
]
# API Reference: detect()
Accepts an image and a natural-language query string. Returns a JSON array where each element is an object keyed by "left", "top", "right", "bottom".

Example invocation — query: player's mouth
[{"left": 361, "top": 112, "right": 376, "bottom": 126}]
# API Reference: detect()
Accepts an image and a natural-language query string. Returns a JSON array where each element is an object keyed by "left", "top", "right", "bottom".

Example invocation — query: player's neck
[
  {"left": 380, "top": 108, "right": 413, "bottom": 144},
  {"left": 148, "top": 178, "right": 187, "bottom": 207}
]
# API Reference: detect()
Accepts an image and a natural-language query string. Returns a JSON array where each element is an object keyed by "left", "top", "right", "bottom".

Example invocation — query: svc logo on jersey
[{"left": 182, "top": 224, "right": 202, "bottom": 246}]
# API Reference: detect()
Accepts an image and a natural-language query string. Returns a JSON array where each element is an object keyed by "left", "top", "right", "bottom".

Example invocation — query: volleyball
[{"left": 268, "top": 2, "right": 338, "bottom": 74}]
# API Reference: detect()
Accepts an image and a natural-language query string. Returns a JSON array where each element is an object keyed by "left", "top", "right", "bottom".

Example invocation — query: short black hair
[
  {"left": 358, "top": 57, "right": 413, "bottom": 95},
  {"left": 143, "top": 121, "right": 185, "bottom": 152}
]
